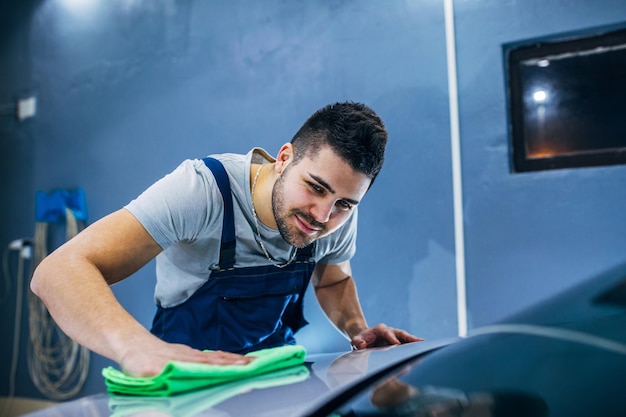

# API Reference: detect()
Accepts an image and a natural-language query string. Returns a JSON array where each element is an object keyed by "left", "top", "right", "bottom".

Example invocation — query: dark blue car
[{"left": 24, "top": 263, "right": 626, "bottom": 416}]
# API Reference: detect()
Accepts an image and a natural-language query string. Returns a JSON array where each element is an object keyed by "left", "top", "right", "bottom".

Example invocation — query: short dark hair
[{"left": 290, "top": 102, "right": 388, "bottom": 187}]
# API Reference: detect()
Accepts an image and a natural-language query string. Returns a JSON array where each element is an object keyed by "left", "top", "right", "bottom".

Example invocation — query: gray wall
[{"left": 1, "top": 0, "right": 625, "bottom": 400}]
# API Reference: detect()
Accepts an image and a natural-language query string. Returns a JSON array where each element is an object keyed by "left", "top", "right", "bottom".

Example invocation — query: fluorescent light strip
[{"left": 444, "top": 0, "right": 468, "bottom": 337}]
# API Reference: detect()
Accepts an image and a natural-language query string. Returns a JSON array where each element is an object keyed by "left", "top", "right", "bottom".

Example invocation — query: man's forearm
[{"left": 314, "top": 276, "right": 369, "bottom": 340}]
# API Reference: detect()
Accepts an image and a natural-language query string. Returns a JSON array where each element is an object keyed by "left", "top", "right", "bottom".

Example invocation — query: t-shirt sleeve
[{"left": 124, "top": 160, "right": 223, "bottom": 250}]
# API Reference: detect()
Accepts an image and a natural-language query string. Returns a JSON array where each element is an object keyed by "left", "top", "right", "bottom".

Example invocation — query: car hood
[{"left": 23, "top": 339, "right": 452, "bottom": 417}]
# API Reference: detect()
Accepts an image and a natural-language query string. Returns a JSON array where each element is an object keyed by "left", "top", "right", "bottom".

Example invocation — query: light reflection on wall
[{"left": 57, "top": 0, "right": 98, "bottom": 16}]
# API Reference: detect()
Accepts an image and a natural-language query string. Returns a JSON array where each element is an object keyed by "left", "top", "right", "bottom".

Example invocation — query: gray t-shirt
[{"left": 125, "top": 148, "right": 358, "bottom": 308}]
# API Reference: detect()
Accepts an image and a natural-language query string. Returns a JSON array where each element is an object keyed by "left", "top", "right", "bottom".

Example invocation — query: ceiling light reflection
[{"left": 533, "top": 90, "right": 548, "bottom": 103}]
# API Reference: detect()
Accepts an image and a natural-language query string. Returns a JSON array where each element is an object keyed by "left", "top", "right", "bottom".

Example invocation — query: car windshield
[{"left": 326, "top": 353, "right": 548, "bottom": 417}]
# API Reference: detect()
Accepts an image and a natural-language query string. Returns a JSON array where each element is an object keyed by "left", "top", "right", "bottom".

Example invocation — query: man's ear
[{"left": 274, "top": 143, "right": 294, "bottom": 174}]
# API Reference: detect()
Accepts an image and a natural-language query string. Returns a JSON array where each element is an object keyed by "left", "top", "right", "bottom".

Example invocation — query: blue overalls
[{"left": 151, "top": 157, "right": 316, "bottom": 354}]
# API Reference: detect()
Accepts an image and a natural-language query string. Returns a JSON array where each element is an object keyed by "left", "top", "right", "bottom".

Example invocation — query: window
[{"left": 505, "top": 24, "right": 626, "bottom": 173}]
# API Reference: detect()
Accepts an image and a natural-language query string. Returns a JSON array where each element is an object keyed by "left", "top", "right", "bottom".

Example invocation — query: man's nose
[{"left": 310, "top": 199, "right": 334, "bottom": 224}]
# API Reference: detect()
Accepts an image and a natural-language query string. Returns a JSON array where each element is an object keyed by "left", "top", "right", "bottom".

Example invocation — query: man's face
[{"left": 272, "top": 146, "right": 371, "bottom": 248}]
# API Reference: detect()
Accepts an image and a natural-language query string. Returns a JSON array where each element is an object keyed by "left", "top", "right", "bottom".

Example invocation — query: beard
[{"left": 271, "top": 169, "right": 326, "bottom": 248}]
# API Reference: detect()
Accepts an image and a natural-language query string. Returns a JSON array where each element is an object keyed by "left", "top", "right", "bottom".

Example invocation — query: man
[{"left": 31, "top": 102, "right": 422, "bottom": 377}]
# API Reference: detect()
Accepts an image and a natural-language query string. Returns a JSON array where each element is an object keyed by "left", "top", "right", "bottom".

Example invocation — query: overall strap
[{"left": 202, "top": 157, "right": 236, "bottom": 268}]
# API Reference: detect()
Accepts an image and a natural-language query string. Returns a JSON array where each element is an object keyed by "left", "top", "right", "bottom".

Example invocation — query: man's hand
[
  {"left": 119, "top": 338, "right": 254, "bottom": 377},
  {"left": 350, "top": 323, "right": 424, "bottom": 350}
]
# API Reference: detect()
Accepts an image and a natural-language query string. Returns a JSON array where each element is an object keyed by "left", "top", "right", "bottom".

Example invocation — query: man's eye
[
  {"left": 309, "top": 183, "right": 324, "bottom": 194},
  {"left": 337, "top": 200, "right": 353, "bottom": 211}
]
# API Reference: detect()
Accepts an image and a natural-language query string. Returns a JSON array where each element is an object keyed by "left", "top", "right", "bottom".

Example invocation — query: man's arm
[
  {"left": 30, "top": 208, "right": 251, "bottom": 377},
  {"left": 311, "top": 260, "right": 423, "bottom": 350}
]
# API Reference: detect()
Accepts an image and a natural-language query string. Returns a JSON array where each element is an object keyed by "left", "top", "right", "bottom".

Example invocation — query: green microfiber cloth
[
  {"left": 102, "top": 344, "right": 307, "bottom": 397},
  {"left": 108, "top": 365, "right": 310, "bottom": 417}
]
